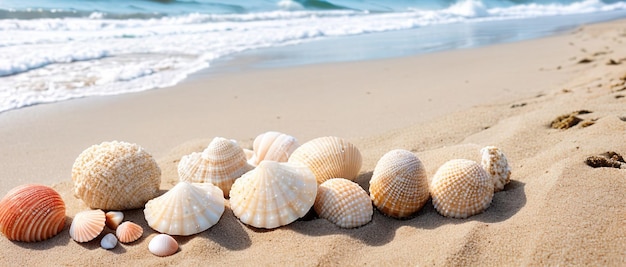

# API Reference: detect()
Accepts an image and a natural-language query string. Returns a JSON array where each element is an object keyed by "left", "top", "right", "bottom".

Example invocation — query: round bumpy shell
[
  {"left": 480, "top": 146, "right": 511, "bottom": 192},
  {"left": 314, "top": 178, "right": 373, "bottom": 228},
  {"left": 288, "top": 136, "right": 362, "bottom": 184}
]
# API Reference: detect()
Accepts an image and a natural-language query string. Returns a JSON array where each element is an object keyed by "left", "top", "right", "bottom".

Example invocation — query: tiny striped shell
[
  {"left": 149, "top": 234, "right": 179, "bottom": 257},
  {"left": 178, "top": 137, "right": 254, "bottom": 197},
  {"left": 248, "top": 131, "right": 299, "bottom": 166},
  {"left": 369, "top": 149, "right": 430, "bottom": 218},
  {"left": 430, "top": 159, "right": 494, "bottom": 219},
  {"left": 105, "top": 211, "right": 124, "bottom": 230},
  {"left": 288, "top": 136, "right": 362, "bottom": 184},
  {"left": 0, "top": 184, "right": 66, "bottom": 242},
  {"left": 100, "top": 233, "right": 117, "bottom": 249},
  {"left": 480, "top": 146, "right": 511, "bottom": 192},
  {"left": 116, "top": 221, "right": 143, "bottom": 243},
  {"left": 70, "top": 209, "right": 106, "bottom": 242},
  {"left": 314, "top": 178, "right": 372, "bottom": 228}
]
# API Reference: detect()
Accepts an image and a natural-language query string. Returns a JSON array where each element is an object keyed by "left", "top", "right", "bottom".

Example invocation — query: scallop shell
[
  {"left": 101, "top": 233, "right": 118, "bottom": 250},
  {"left": 0, "top": 184, "right": 66, "bottom": 242},
  {"left": 116, "top": 221, "right": 143, "bottom": 243},
  {"left": 430, "top": 159, "right": 494, "bottom": 219},
  {"left": 144, "top": 182, "right": 225, "bottom": 236},
  {"left": 288, "top": 136, "right": 362, "bottom": 184},
  {"left": 149, "top": 234, "right": 179, "bottom": 257},
  {"left": 480, "top": 146, "right": 511, "bottom": 192},
  {"left": 229, "top": 161, "right": 317, "bottom": 229},
  {"left": 178, "top": 137, "right": 254, "bottom": 197},
  {"left": 248, "top": 131, "right": 299, "bottom": 166},
  {"left": 105, "top": 211, "right": 124, "bottom": 230},
  {"left": 72, "top": 141, "right": 161, "bottom": 210},
  {"left": 314, "top": 178, "right": 373, "bottom": 228},
  {"left": 369, "top": 149, "right": 430, "bottom": 218},
  {"left": 70, "top": 209, "right": 106, "bottom": 242}
]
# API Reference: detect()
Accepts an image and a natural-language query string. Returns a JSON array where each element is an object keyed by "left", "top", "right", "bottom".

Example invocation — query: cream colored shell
[
  {"left": 430, "top": 159, "right": 494, "bottom": 219},
  {"left": 314, "top": 178, "right": 372, "bottom": 228},
  {"left": 480, "top": 146, "right": 511, "bottom": 192},
  {"left": 369, "top": 149, "right": 430, "bottom": 218},
  {"left": 288, "top": 136, "right": 362, "bottom": 184},
  {"left": 248, "top": 131, "right": 299, "bottom": 166},
  {"left": 229, "top": 161, "right": 317, "bottom": 229},
  {"left": 72, "top": 141, "right": 161, "bottom": 210}
]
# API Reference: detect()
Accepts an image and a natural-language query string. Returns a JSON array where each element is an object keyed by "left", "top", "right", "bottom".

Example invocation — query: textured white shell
[
  {"left": 248, "top": 131, "right": 299, "bottom": 166},
  {"left": 100, "top": 233, "right": 117, "bottom": 250},
  {"left": 178, "top": 137, "right": 253, "bottom": 197},
  {"left": 480, "top": 146, "right": 511, "bottom": 192},
  {"left": 288, "top": 136, "right": 362, "bottom": 184},
  {"left": 149, "top": 234, "right": 179, "bottom": 257},
  {"left": 70, "top": 209, "right": 106, "bottom": 243},
  {"left": 369, "top": 149, "right": 430, "bottom": 218},
  {"left": 72, "top": 141, "right": 161, "bottom": 210},
  {"left": 430, "top": 159, "right": 494, "bottom": 219},
  {"left": 105, "top": 211, "right": 124, "bottom": 230},
  {"left": 144, "top": 182, "right": 225, "bottom": 236},
  {"left": 116, "top": 221, "right": 143, "bottom": 243},
  {"left": 229, "top": 161, "right": 317, "bottom": 229},
  {"left": 314, "top": 178, "right": 372, "bottom": 228}
]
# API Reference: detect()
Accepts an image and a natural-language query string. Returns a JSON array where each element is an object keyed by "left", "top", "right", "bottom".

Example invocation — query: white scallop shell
[
  {"left": 149, "top": 234, "right": 179, "bottom": 257},
  {"left": 70, "top": 209, "right": 106, "bottom": 243},
  {"left": 480, "top": 146, "right": 511, "bottom": 192},
  {"left": 248, "top": 131, "right": 299, "bottom": 166},
  {"left": 288, "top": 136, "right": 362, "bottom": 184},
  {"left": 100, "top": 233, "right": 117, "bottom": 250},
  {"left": 314, "top": 178, "right": 373, "bottom": 228}
]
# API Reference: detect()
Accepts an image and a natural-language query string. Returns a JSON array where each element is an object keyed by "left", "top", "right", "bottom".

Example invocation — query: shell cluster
[
  {"left": 69, "top": 209, "right": 143, "bottom": 246},
  {"left": 481, "top": 146, "right": 511, "bottom": 192},
  {"left": 314, "top": 178, "right": 372, "bottom": 228},
  {"left": 288, "top": 136, "right": 362, "bottom": 184},
  {"left": 247, "top": 131, "right": 299, "bottom": 166}
]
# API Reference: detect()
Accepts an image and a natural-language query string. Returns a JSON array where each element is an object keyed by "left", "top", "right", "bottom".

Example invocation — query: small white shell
[
  {"left": 149, "top": 234, "right": 179, "bottom": 257},
  {"left": 314, "top": 178, "right": 373, "bottom": 228},
  {"left": 100, "top": 233, "right": 117, "bottom": 250},
  {"left": 70, "top": 209, "right": 106, "bottom": 243},
  {"left": 480, "top": 146, "right": 511, "bottom": 192},
  {"left": 248, "top": 131, "right": 299, "bottom": 166},
  {"left": 105, "top": 211, "right": 124, "bottom": 230},
  {"left": 116, "top": 221, "right": 143, "bottom": 243},
  {"left": 288, "top": 136, "right": 362, "bottom": 184}
]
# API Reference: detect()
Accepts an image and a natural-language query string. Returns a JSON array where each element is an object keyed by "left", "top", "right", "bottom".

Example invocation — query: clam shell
[
  {"left": 149, "top": 234, "right": 179, "bottom": 257},
  {"left": 0, "top": 184, "right": 66, "bottom": 242},
  {"left": 480, "top": 146, "right": 511, "bottom": 192},
  {"left": 314, "top": 178, "right": 373, "bottom": 228},
  {"left": 430, "top": 159, "right": 494, "bottom": 219},
  {"left": 72, "top": 141, "right": 161, "bottom": 210},
  {"left": 105, "top": 211, "right": 124, "bottom": 230},
  {"left": 116, "top": 221, "right": 143, "bottom": 243},
  {"left": 144, "top": 181, "right": 225, "bottom": 236},
  {"left": 100, "top": 233, "right": 118, "bottom": 250},
  {"left": 369, "top": 149, "right": 430, "bottom": 218},
  {"left": 229, "top": 161, "right": 317, "bottom": 229},
  {"left": 178, "top": 137, "right": 254, "bottom": 197},
  {"left": 288, "top": 136, "right": 362, "bottom": 184},
  {"left": 248, "top": 131, "right": 299, "bottom": 166},
  {"left": 70, "top": 209, "right": 106, "bottom": 242}
]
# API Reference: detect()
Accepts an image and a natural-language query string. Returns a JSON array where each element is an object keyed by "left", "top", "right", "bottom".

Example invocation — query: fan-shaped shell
[
  {"left": 229, "top": 161, "right": 317, "bottom": 229},
  {"left": 70, "top": 209, "right": 106, "bottom": 242},
  {"left": 105, "top": 211, "right": 124, "bottom": 230},
  {"left": 178, "top": 137, "right": 253, "bottom": 197},
  {"left": 144, "top": 182, "right": 225, "bottom": 236},
  {"left": 0, "top": 184, "right": 66, "bottom": 242},
  {"left": 481, "top": 146, "right": 511, "bottom": 192},
  {"left": 288, "top": 136, "right": 362, "bottom": 184},
  {"left": 116, "top": 221, "right": 143, "bottom": 243},
  {"left": 149, "top": 234, "right": 179, "bottom": 257},
  {"left": 72, "top": 141, "right": 161, "bottom": 210},
  {"left": 430, "top": 159, "right": 494, "bottom": 219},
  {"left": 314, "top": 178, "right": 372, "bottom": 228},
  {"left": 369, "top": 149, "right": 430, "bottom": 218},
  {"left": 248, "top": 131, "right": 299, "bottom": 166}
]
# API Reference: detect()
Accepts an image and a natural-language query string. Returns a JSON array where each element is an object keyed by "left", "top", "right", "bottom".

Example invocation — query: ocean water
[{"left": 1, "top": 0, "right": 626, "bottom": 113}]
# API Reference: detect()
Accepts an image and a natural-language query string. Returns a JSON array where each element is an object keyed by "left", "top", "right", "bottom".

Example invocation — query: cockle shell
[
  {"left": 144, "top": 182, "right": 225, "bottom": 236},
  {"left": 72, "top": 141, "right": 161, "bottom": 210},
  {"left": 149, "top": 234, "right": 179, "bottom": 257},
  {"left": 369, "top": 149, "right": 430, "bottom": 218},
  {"left": 105, "top": 211, "right": 124, "bottom": 230},
  {"left": 70, "top": 209, "right": 106, "bottom": 242},
  {"left": 430, "top": 159, "right": 494, "bottom": 219},
  {"left": 481, "top": 146, "right": 511, "bottom": 192},
  {"left": 116, "top": 221, "right": 143, "bottom": 243},
  {"left": 314, "top": 178, "right": 373, "bottom": 228},
  {"left": 229, "top": 161, "right": 317, "bottom": 229},
  {"left": 101, "top": 233, "right": 117, "bottom": 250},
  {"left": 178, "top": 137, "right": 254, "bottom": 197},
  {"left": 0, "top": 184, "right": 66, "bottom": 242},
  {"left": 288, "top": 136, "right": 362, "bottom": 184},
  {"left": 248, "top": 131, "right": 299, "bottom": 166}
]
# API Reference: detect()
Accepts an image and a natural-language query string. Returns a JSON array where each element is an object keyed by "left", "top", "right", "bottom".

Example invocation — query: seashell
[
  {"left": 248, "top": 131, "right": 299, "bottom": 166},
  {"left": 430, "top": 159, "right": 494, "bottom": 219},
  {"left": 369, "top": 149, "right": 430, "bottom": 218},
  {"left": 480, "top": 146, "right": 511, "bottom": 192},
  {"left": 0, "top": 184, "right": 66, "bottom": 242},
  {"left": 288, "top": 136, "right": 362, "bottom": 184},
  {"left": 100, "top": 233, "right": 118, "bottom": 250},
  {"left": 229, "top": 161, "right": 317, "bottom": 229},
  {"left": 144, "top": 181, "right": 225, "bottom": 236},
  {"left": 149, "top": 234, "right": 179, "bottom": 257},
  {"left": 72, "top": 141, "right": 161, "bottom": 210},
  {"left": 314, "top": 178, "right": 373, "bottom": 228},
  {"left": 178, "top": 137, "right": 254, "bottom": 197},
  {"left": 116, "top": 221, "right": 143, "bottom": 243},
  {"left": 105, "top": 211, "right": 124, "bottom": 230},
  {"left": 70, "top": 209, "right": 106, "bottom": 242}
]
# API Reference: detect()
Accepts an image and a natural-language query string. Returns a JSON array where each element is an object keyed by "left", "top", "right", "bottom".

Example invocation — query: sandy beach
[{"left": 1, "top": 18, "right": 625, "bottom": 266}]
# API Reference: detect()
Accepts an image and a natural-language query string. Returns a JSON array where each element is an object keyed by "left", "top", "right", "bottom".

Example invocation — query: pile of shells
[{"left": 69, "top": 209, "right": 144, "bottom": 248}]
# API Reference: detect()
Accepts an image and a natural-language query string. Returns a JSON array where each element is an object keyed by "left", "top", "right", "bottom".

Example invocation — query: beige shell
[
  {"left": 0, "top": 184, "right": 66, "bottom": 242},
  {"left": 430, "top": 159, "right": 494, "bottom": 219},
  {"left": 229, "top": 161, "right": 317, "bottom": 229},
  {"left": 149, "top": 234, "right": 179, "bottom": 257},
  {"left": 178, "top": 137, "right": 254, "bottom": 197},
  {"left": 70, "top": 209, "right": 106, "bottom": 243},
  {"left": 369, "top": 149, "right": 430, "bottom": 218},
  {"left": 288, "top": 136, "right": 362, "bottom": 184},
  {"left": 144, "top": 181, "right": 225, "bottom": 236},
  {"left": 72, "top": 141, "right": 161, "bottom": 210},
  {"left": 116, "top": 221, "right": 143, "bottom": 243},
  {"left": 314, "top": 178, "right": 373, "bottom": 228},
  {"left": 105, "top": 211, "right": 124, "bottom": 230},
  {"left": 248, "top": 131, "right": 299, "bottom": 166},
  {"left": 481, "top": 146, "right": 511, "bottom": 192}
]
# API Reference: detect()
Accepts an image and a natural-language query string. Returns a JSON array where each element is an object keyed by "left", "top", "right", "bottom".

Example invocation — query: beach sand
[{"left": 1, "top": 19, "right": 625, "bottom": 266}]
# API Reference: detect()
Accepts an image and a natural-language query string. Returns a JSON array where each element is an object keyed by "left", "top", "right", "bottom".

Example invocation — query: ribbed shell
[
  {"left": 144, "top": 182, "right": 225, "bottom": 236},
  {"left": 248, "top": 131, "right": 299, "bottom": 166},
  {"left": 178, "top": 137, "right": 253, "bottom": 197},
  {"left": 288, "top": 136, "right": 362, "bottom": 184},
  {"left": 70, "top": 209, "right": 106, "bottom": 242},
  {"left": 480, "top": 146, "right": 512, "bottom": 192},
  {"left": 0, "top": 184, "right": 66, "bottom": 242},
  {"left": 369, "top": 149, "right": 430, "bottom": 218},
  {"left": 72, "top": 141, "right": 161, "bottom": 210},
  {"left": 314, "top": 178, "right": 372, "bottom": 228},
  {"left": 430, "top": 159, "right": 494, "bottom": 219},
  {"left": 116, "top": 221, "right": 143, "bottom": 243},
  {"left": 229, "top": 161, "right": 317, "bottom": 229}
]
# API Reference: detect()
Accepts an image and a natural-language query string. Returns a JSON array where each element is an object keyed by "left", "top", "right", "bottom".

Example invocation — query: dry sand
[{"left": 1, "top": 19, "right": 625, "bottom": 266}]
